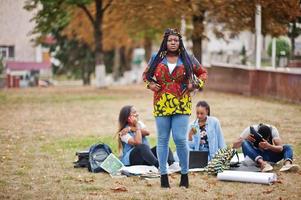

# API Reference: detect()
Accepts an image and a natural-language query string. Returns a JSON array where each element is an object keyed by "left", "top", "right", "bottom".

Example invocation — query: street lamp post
[{"left": 255, "top": 4, "right": 262, "bottom": 69}]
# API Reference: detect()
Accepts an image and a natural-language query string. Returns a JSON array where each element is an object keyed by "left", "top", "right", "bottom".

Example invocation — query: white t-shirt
[
  {"left": 120, "top": 121, "right": 146, "bottom": 143},
  {"left": 167, "top": 62, "right": 177, "bottom": 74},
  {"left": 240, "top": 124, "right": 280, "bottom": 139}
]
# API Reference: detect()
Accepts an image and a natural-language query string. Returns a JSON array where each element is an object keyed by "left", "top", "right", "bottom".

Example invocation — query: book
[
  {"left": 100, "top": 153, "right": 124, "bottom": 175},
  {"left": 250, "top": 126, "right": 263, "bottom": 148}
]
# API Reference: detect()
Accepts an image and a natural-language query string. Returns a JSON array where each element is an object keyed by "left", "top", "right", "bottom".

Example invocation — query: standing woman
[{"left": 143, "top": 28, "right": 207, "bottom": 188}]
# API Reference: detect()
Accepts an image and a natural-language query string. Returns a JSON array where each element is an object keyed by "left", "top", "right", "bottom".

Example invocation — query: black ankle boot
[
  {"left": 160, "top": 174, "right": 170, "bottom": 188},
  {"left": 179, "top": 173, "right": 189, "bottom": 188}
]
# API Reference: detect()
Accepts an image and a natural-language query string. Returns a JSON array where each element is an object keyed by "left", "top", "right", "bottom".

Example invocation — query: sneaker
[
  {"left": 261, "top": 163, "right": 273, "bottom": 172},
  {"left": 279, "top": 164, "right": 300, "bottom": 172}
]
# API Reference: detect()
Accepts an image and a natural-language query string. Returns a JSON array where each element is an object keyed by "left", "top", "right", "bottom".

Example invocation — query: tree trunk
[
  {"left": 113, "top": 47, "right": 120, "bottom": 80},
  {"left": 94, "top": 0, "right": 106, "bottom": 87},
  {"left": 82, "top": 65, "right": 91, "bottom": 85},
  {"left": 94, "top": 0, "right": 104, "bottom": 66},
  {"left": 290, "top": 22, "right": 296, "bottom": 59},
  {"left": 144, "top": 36, "right": 152, "bottom": 62},
  {"left": 191, "top": 11, "right": 205, "bottom": 64},
  {"left": 117, "top": 46, "right": 134, "bottom": 77},
  {"left": 125, "top": 47, "right": 133, "bottom": 71}
]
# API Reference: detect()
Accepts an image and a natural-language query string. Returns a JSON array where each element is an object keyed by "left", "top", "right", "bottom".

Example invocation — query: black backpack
[
  {"left": 73, "top": 150, "right": 90, "bottom": 168},
  {"left": 88, "top": 143, "right": 112, "bottom": 173},
  {"left": 73, "top": 143, "right": 112, "bottom": 173}
]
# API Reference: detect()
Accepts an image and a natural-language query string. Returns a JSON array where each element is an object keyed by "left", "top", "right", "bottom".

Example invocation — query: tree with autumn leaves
[
  {"left": 25, "top": 0, "right": 301, "bottom": 85},
  {"left": 25, "top": 0, "right": 113, "bottom": 85}
]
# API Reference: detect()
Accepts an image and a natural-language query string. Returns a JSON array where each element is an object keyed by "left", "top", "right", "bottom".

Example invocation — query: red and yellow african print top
[{"left": 143, "top": 54, "right": 207, "bottom": 117}]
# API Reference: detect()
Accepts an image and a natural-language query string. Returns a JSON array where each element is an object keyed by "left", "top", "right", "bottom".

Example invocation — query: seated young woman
[
  {"left": 188, "top": 101, "right": 226, "bottom": 160},
  {"left": 117, "top": 105, "right": 175, "bottom": 168}
]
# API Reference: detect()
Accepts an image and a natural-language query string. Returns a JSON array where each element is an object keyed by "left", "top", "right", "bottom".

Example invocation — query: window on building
[{"left": 0, "top": 46, "right": 15, "bottom": 59}]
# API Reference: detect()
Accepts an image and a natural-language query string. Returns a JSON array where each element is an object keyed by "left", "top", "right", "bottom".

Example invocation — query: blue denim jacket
[
  {"left": 121, "top": 127, "right": 150, "bottom": 166},
  {"left": 188, "top": 116, "right": 226, "bottom": 160}
]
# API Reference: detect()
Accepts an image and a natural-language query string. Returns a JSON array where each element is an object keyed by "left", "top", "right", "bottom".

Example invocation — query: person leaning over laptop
[
  {"left": 188, "top": 101, "right": 226, "bottom": 161},
  {"left": 232, "top": 123, "right": 300, "bottom": 172}
]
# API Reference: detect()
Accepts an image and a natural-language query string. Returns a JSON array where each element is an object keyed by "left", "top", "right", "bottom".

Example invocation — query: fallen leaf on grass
[
  {"left": 226, "top": 193, "right": 234, "bottom": 198},
  {"left": 89, "top": 192, "right": 98, "bottom": 196},
  {"left": 82, "top": 177, "right": 95, "bottom": 183},
  {"left": 201, "top": 189, "right": 208, "bottom": 192},
  {"left": 262, "top": 189, "right": 273, "bottom": 194},
  {"left": 110, "top": 186, "right": 128, "bottom": 192},
  {"left": 275, "top": 179, "right": 283, "bottom": 184},
  {"left": 76, "top": 177, "right": 95, "bottom": 183}
]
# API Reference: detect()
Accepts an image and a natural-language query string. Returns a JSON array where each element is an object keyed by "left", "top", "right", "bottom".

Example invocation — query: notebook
[
  {"left": 189, "top": 151, "right": 208, "bottom": 169},
  {"left": 100, "top": 153, "right": 124, "bottom": 175}
]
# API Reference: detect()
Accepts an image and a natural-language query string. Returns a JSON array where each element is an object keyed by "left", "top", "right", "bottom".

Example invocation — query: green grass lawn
[{"left": 0, "top": 84, "right": 301, "bottom": 200}]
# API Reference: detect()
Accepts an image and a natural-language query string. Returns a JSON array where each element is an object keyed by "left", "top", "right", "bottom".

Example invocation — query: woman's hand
[
  {"left": 187, "top": 83, "right": 194, "bottom": 92},
  {"left": 191, "top": 127, "right": 197, "bottom": 135},
  {"left": 259, "top": 139, "right": 271, "bottom": 150},
  {"left": 128, "top": 115, "right": 138, "bottom": 126},
  {"left": 246, "top": 135, "right": 256, "bottom": 143},
  {"left": 119, "top": 127, "right": 130, "bottom": 136},
  {"left": 149, "top": 82, "right": 161, "bottom": 92}
]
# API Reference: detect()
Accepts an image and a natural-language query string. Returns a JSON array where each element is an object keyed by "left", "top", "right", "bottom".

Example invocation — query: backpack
[
  {"left": 73, "top": 150, "right": 90, "bottom": 168},
  {"left": 88, "top": 143, "right": 112, "bottom": 173},
  {"left": 206, "top": 146, "right": 239, "bottom": 175}
]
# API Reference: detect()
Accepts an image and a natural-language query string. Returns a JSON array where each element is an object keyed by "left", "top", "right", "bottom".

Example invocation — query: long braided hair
[{"left": 145, "top": 28, "right": 194, "bottom": 82}]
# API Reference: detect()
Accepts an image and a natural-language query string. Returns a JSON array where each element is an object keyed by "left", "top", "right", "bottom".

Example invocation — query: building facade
[{"left": 0, "top": 0, "right": 51, "bottom": 87}]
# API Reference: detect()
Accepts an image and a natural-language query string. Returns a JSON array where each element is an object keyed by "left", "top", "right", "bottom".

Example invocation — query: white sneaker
[
  {"left": 168, "top": 162, "right": 181, "bottom": 173},
  {"left": 280, "top": 164, "right": 300, "bottom": 172},
  {"left": 261, "top": 163, "right": 273, "bottom": 172}
]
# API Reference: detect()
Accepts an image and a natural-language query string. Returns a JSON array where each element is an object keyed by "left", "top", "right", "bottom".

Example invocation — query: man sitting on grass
[{"left": 232, "top": 123, "right": 299, "bottom": 172}]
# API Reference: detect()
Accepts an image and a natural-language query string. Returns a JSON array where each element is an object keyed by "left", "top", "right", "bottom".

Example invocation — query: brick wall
[{"left": 205, "top": 64, "right": 301, "bottom": 103}]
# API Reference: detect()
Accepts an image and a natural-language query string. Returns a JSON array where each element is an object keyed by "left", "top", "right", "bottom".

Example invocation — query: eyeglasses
[{"left": 130, "top": 112, "right": 138, "bottom": 117}]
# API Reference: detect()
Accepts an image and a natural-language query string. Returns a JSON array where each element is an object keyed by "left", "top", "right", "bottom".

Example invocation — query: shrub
[{"left": 268, "top": 38, "right": 291, "bottom": 59}]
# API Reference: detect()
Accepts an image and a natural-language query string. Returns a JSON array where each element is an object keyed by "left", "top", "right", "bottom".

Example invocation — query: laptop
[{"left": 189, "top": 151, "right": 208, "bottom": 169}]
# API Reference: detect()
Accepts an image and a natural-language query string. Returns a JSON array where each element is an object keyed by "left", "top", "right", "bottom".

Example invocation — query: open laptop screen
[{"left": 189, "top": 151, "right": 208, "bottom": 169}]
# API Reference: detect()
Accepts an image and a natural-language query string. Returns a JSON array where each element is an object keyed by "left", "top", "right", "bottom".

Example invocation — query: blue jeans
[
  {"left": 242, "top": 140, "right": 293, "bottom": 163},
  {"left": 155, "top": 115, "right": 189, "bottom": 175}
]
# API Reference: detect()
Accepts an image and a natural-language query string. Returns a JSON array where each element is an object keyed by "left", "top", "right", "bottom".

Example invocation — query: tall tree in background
[
  {"left": 111, "top": 0, "right": 187, "bottom": 62},
  {"left": 25, "top": 0, "right": 113, "bottom": 85},
  {"left": 288, "top": 0, "right": 301, "bottom": 58},
  {"left": 208, "top": 0, "right": 301, "bottom": 39},
  {"left": 65, "top": 1, "right": 140, "bottom": 79},
  {"left": 187, "top": 0, "right": 213, "bottom": 64}
]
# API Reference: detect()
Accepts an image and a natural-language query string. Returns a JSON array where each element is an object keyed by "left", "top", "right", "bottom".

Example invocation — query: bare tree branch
[
  {"left": 102, "top": 0, "right": 114, "bottom": 12},
  {"left": 77, "top": 4, "right": 95, "bottom": 25}
]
